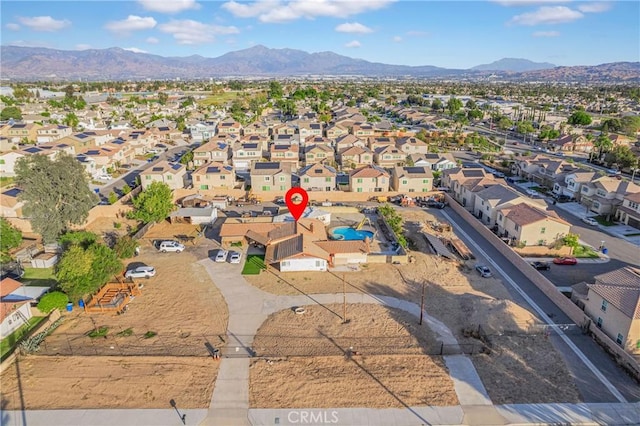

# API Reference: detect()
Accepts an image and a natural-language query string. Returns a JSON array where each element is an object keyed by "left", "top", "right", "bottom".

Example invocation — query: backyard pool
[{"left": 330, "top": 227, "right": 375, "bottom": 241}]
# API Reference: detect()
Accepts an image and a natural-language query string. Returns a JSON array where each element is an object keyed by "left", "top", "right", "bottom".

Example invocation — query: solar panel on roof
[
  {"left": 171, "top": 163, "right": 182, "bottom": 170},
  {"left": 463, "top": 169, "right": 485, "bottom": 177},
  {"left": 159, "top": 127, "right": 170, "bottom": 131},
  {"left": 405, "top": 167, "right": 425, "bottom": 174},
  {"left": 206, "top": 167, "right": 220, "bottom": 173},
  {"left": 254, "top": 162, "right": 279, "bottom": 169},
  {"left": 2, "top": 188, "right": 22, "bottom": 197},
  {"left": 24, "top": 147, "right": 41, "bottom": 153},
  {"left": 12, "top": 124, "right": 26, "bottom": 129},
  {"left": 314, "top": 169, "right": 323, "bottom": 173},
  {"left": 86, "top": 150, "right": 100, "bottom": 155},
  {"left": 76, "top": 133, "right": 89, "bottom": 139},
  {"left": 152, "top": 167, "right": 163, "bottom": 172},
  {"left": 244, "top": 143, "right": 258, "bottom": 149}
]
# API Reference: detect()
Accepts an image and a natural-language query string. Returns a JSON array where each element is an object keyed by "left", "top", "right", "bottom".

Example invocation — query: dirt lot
[
  {"left": 1, "top": 356, "right": 217, "bottom": 409},
  {"left": 246, "top": 207, "right": 581, "bottom": 404},
  {"left": 250, "top": 304, "right": 458, "bottom": 408},
  {"left": 1, "top": 248, "right": 227, "bottom": 409}
]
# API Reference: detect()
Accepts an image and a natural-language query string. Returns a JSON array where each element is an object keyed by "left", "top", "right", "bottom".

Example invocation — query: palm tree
[{"left": 592, "top": 133, "right": 613, "bottom": 162}]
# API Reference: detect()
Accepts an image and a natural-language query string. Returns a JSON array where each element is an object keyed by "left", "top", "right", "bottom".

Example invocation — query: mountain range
[{"left": 1, "top": 45, "right": 639, "bottom": 82}]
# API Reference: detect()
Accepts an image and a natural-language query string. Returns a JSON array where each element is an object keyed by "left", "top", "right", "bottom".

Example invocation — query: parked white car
[
  {"left": 215, "top": 250, "right": 229, "bottom": 262},
  {"left": 229, "top": 251, "right": 242, "bottom": 264},
  {"left": 157, "top": 240, "right": 185, "bottom": 253},
  {"left": 475, "top": 264, "right": 492, "bottom": 278},
  {"left": 582, "top": 217, "right": 598, "bottom": 226},
  {"left": 95, "top": 174, "right": 113, "bottom": 181},
  {"left": 125, "top": 265, "right": 156, "bottom": 279}
]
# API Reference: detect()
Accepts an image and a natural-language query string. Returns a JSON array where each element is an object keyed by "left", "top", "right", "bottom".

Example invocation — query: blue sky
[{"left": 1, "top": 0, "right": 638, "bottom": 69}]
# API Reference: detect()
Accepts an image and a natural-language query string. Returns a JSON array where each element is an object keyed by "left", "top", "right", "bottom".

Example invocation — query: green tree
[
  {"left": 59, "top": 231, "right": 97, "bottom": 250},
  {"left": 268, "top": 81, "right": 284, "bottom": 99},
  {"left": 430, "top": 98, "right": 443, "bottom": 112},
  {"left": 37, "top": 291, "right": 69, "bottom": 313},
  {"left": 567, "top": 110, "right": 592, "bottom": 126},
  {"left": 63, "top": 112, "right": 79, "bottom": 128},
  {"left": 108, "top": 192, "right": 118, "bottom": 205},
  {"left": 179, "top": 150, "right": 194, "bottom": 165},
  {"left": 447, "top": 97, "right": 463, "bottom": 116},
  {"left": 538, "top": 126, "right": 560, "bottom": 141},
  {"left": 605, "top": 145, "right": 637, "bottom": 168},
  {"left": 467, "top": 109, "right": 483, "bottom": 121},
  {"left": 128, "top": 181, "right": 174, "bottom": 224},
  {"left": 516, "top": 121, "right": 535, "bottom": 143},
  {"left": 465, "top": 99, "right": 477, "bottom": 110},
  {"left": 113, "top": 236, "right": 138, "bottom": 259},
  {"left": 562, "top": 233, "right": 579, "bottom": 248},
  {"left": 594, "top": 133, "right": 613, "bottom": 159},
  {"left": 121, "top": 184, "right": 131, "bottom": 195},
  {"left": 0, "top": 218, "right": 22, "bottom": 262},
  {"left": 157, "top": 92, "right": 169, "bottom": 105},
  {"left": 15, "top": 153, "right": 98, "bottom": 243},
  {"left": 0, "top": 106, "right": 22, "bottom": 120}
]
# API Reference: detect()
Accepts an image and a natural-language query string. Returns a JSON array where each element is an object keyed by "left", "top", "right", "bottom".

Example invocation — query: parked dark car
[
  {"left": 531, "top": 261, "right": 551, "bottom": 270},
  {"left": 426, "top": 201, "right": 445, "bottom": 209}
]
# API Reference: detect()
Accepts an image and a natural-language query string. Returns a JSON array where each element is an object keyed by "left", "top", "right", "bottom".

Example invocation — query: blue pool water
[{"left": 331, "top": 227, "right": 374, "bottom": 241}]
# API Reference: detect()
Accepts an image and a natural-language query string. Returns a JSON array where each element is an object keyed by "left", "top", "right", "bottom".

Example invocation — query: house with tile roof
[
  {"left": 0, "top": 187, "right": 25, "bottom": 218},
  {"left": 496, "top": 202, "right": 571, "bottom": 246},
  {"left": 272, "top": 123, "right": 297, "bottom": 136},
  {"left": 303, "top": 135, "right": 332, "bottom": 148},
  {"left": 192, "top": 162, "right": 236, "bottom": 190},
  {"left": 374, "top": 145, "right": 405, "bottom": 168},
  {"left": 298, "top": 163, "right": 337, "bottom": 192},
  {"left": 391, "top": 166, "right": 433, "bottom": 193},
  {"left": 242, "top": 121, "right": 270, "bottom": 138},
  {"left": 351, "top": 122, "right": 375, "bottom": 138},
  {"left": 269, "top": 144, "right": 299, "bottom": 170},
  {"left": 304, "top": 144, "right": 334, "bottom": 165},
  {"left": 232, "top": 142, "right": 264, "bottom": 170},
  {"left": 334, "top": 134, "right": 366, "bottom": 151},
  {"left": 2, "top": 123, "right": 41, "bottom": 143},
  {"left": 410, "top": 153, "right": 457, "bottom": 171},
  {"left": 1, "top": 277, "right": 33, "bottom": 339},
  {"left": 473, "top": 185, "right": 529, "bottom": 228},
  {"left": 368, "top": 136, "right": 396, "bottom": 151},
  {"left": 139, "top": 161, "right": 186, "bottom": 190},
  {"left": 581, "top": 267, "right": 640, "bottom": 354},
  {"left": 326, "top": 123, "right": 349, "bottom": 139},
  {"left": 193, "top": 141, "right": 230, "bottom": 166},
  {"left": 580, "top": 177, "right": 640, "bottom": 216},
  {"left": 266, "top": 233, "right": 330, "bottom": 272},
  {"left": 552, "top": 170, "right": 597, "bottom": 201},
  {"left": 36, "top": 125, "right": 72, "bottom": 144},
  {"left": 349, "top": 165, "right": 390, "bottom": 193},
  {"left": 396, "top": 136, "right": 429, "bottom": 155},
  {"left": 442, "top": 167, "right": 498, "bottom": 210},
  {"left": 250, "top": 162, "right": 292, "bottom": 192},
  {"left": 616, "top": 192, "right": 640, "bottom": 230},
  {"left": 217, "top": 119, "right": 242, "bottom": 136}
]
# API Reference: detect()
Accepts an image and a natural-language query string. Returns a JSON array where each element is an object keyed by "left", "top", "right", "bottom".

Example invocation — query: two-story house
[
  {"left": 442, "top": 167, "right": 498, "bottom": 210},
  {"left": 240, "top": 134, "right": 270, "bottom": 152},
  {"left": 188, "top": 121, "right": 217, "bottom": 143},
  {"left": 36, "top": 125, "right": 72, "bottom": 144},
  {"left": 351, "top": 122, "right": 375, "bottom": 138},
  {"left": 192, "top": 162, "right": 236, "bottom": 190},
  {"left": 496, "top": 202, "right": 571, "bottom": 246},
  {"left": 473, "top": 185, "right": 528, "bottom": 228},
  {"left": 374, "top": 145, "right": 405, "bottom": 168},
  {"left": 250, "top": 162, "right": 292, "bottom": 192},
  {"left": 232, "top": 142, "right": 263, "bottom": 170},
  {"left": 396, "top": 136, "right": 429, "bottom": 155},
  {"left": 577, "top": 267, "right": 640, "bottom": 355},
  {"left": 304, "top": 144, "right": 335, "bottom": 165},
  {"left": 139, "top": 161, "right": 186, "bottom": 190},
  {"left": 616, "top": 192, "right": 640, "bottom": 231},
  {"left": 272, "top": 123, "right": 297, "bottom": 137},
  {"left": 326, "top": 123, "right": 349, "bottom": 139},
  {"left": 368, "top": 136, "right": 396, "bottom": 151},
  {"left": 338, "top": 146, "right": 374, "bottom": 169},
  {"left": 3, "top": 123, "right": 42, "bottom": 143},
  {"left": 391, "top": 166, "right": 433, "bottom": 193},
  {"left": 217, "top": 119, "right": 242, "bottom": 136},
  {"left": 242, "top": 121, "right": 270, "bottom": 138},
  {"left": 580, "top": 177, "right": 640, "bottom": 217},
  {"left": 298, "top": 163, "right": 337, "bottom": 192},
  {"left": 193, "top": 141, "right": 230, "bottom": 166},
  {"left": 410, "top": 153, "right": 457, "bottom": 171},
  {"left": 334, "top": 134, "right": 366, "bottom": 151},
  {"left": 552, "top": 170, "right": 596, "bottom": 201},
  {"left": 349, "top": 165, "right": 390, "bottom": 193},
  {"left": 297, "top": 121, "right": 323, "bottom": 140},
  {"left": 270, "top": 144, "right": 299, "bottom": 170},
  {"left": 304, "top": 136, "right": 332, "bottom": 148}
]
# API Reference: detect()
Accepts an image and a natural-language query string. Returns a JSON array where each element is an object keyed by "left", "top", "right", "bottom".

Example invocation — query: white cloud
[
  {"left": 578, "top": 2, "right": 612, "bottom": 13},
  {"left": 105, "top": 15, "right": 157, "bottom": 33},
  {"left": 493, "top": 0, "right": 570, "bottom": 6},
  {"left": 158, "top": 20, "right": 239, "bottom": 44},
  {"left": 222, "top": 0, "right": 394, "bottom": 23},
  {"left": 532, "top": 30, "right": 560, "bottom": 37},
  {"left": 146, "top": 36, "right": 160, "bottom": 44},
  {"left": 6, "top": 23, "right": 21, "bottom": 31},
  {"left": 509, "top": 6, "right": 583, "bottom": 25},
  {"left": 7, "top": 40, "right": 53, "bottom": 48},
  {"left": 137, "top": 0, "right": 200, "bottom": 13},
  {"left": 335, "top": 22, "right": 373, "bottom": 34},
  {"left": 123, "top": 47, "right": 148, "bottom": 53},
  {"left": 75, "top": 44, "right": 92, "bottom": 50},
  {"left": 344, "top": 40, "right": 361, "bottom": 48},
  {"left": 18, "top": 16, "right": 70, "bottom": 32},
  {"left": 392, "top": 35, "right": 402, "bottom": 42}
]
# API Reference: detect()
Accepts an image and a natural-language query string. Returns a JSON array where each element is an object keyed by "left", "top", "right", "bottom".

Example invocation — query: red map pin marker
[{"left": 285, "top": 187, "right": 309, "bottom": 221}]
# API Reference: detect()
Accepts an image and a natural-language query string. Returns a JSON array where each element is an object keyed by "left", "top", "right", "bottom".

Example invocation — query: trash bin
[
  {"left": 78, "top": 299, "right": 85, "bottom": 308},
  {"left": 66, "top": 302, "right": 73, "bottom": 312},
  {"left": 602, "top": 247, "right": 608, "bottom": 255}
]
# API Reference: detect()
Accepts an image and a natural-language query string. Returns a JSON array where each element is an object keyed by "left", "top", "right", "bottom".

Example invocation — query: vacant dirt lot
[
  {"left": 1, "top": 248, "right": 227, "bottom": 409},
  {"left": 246, "top": 207, "right": 581, "bottom": 404},
  {"left": 250, "top": 304, "right": 458, "bottom": 408},
  {"left": 1, "top": 355, "right": 217, "bottom": 409}
]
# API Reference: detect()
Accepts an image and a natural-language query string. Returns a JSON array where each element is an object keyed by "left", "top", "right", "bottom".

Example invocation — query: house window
[
  {"left": 357, "top": 178, "right": 363, "bottom": 183},
  {"left": 486, "top": 206, "right": 489, "bottom": 211},
  {"left": 616, "top": 334, "right": 624, "bottom": 345},
  {"left": 423, "top": 179, "right": 429, "bottom": 184},
  {"left": 325, "top": 177, "right": 331, "bottom": 182},
  {"left": 629, "top": 201, "right": 639, "bottom": 209},
  {"left": 264, "top": 177, "right": 270, "bottom": 181},
  {"left": 357, "top": 188, "right": 362, "bottom": 192},
  {"left": 315, "top": 260, "right": 322, "bottom": 267},
  {"left": 596, "top": 317, "right": 603, "bottom": 328},
  {"left": 515, "top": 224, "right": 520, "bottom": 231},
  {"left": 280, "top": 176, "right": 285, "bottom": 182},
  {"left": 593, "top": 202, "right": 600, "bottom": 209},
  {"left": 601, "top": 300, "right": 608, "bottom": 312},
  {"left": 582, "top": 187, "right": 589, "bottom": 193},
  {"left": 498, "top": 214, "right": 503, "bottom": 221},
  {"left": 145, "top": 175, "right": 151, "bottom": 180},
  {"left": 402, "top": 180, "right": 408, "bottom": 185},
  {"left": 304, "top": 178, "right": 310, "bottom": 183},
  {"left": 220, "top": 175, "right": 225, "bottom": 180},
  {"left": 262, "top": 186, "right": 270, "bottom": 191},
  {"left": 166, "top": 175, "right": 172, "bottom": 180},
  {"left": 200, "top": 185, "right": 209, "bottom": 190},
  {"left": 0, "top": 159, "right": 4, "bottom": 165},
  {"left": 280, "top": 186, "right": 285, "bottom": 190},
  {"left": 541, "top": 227, "right": 546, "bottom": 234}
]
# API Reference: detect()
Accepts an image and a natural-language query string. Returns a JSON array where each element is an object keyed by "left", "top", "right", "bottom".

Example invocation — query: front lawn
[
  {"left": 0, "top": 316, "right": 46, "bottom": 361},
  {"left": 594, "top": 216, "right": 615, "bottom": 226},
  {"left": 242, "top": 255, "right": 266, "bottom": 275},
  {"left": 573, "top": 245, "right": 600, "bottom": 258},
  {"left": 23, "top": 267, "right": 57, "bottom": 287}
]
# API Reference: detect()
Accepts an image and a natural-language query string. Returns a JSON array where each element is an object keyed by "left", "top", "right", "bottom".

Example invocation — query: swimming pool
[{"left": 330, "top": 227, "right": 374, "bottom": 241}]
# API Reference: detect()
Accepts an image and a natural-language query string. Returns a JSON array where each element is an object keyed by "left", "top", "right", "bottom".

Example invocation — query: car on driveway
[
  {"left": 581, "top": 217, "right": 598, "bottom": 226},
  {"left": 553, "top": 257, "right": 578, "bottom": 265},
  {"left": 475, "top": 264, "right": 492, "bottom": 278},
  {"left": 531, "top": 261, "right": 551, "bottom": 270},
  {"left": 215, "top": 249, "right": 229, "bottom": 262},
  {"left": 157, "top": 240, "right": 185, "bottom": 253},
  {"left": 229, "top": 251, "right": 242, "bottom": 264},
  {"left": 125, "top": 265, "right": 156, "bottom": 279}
]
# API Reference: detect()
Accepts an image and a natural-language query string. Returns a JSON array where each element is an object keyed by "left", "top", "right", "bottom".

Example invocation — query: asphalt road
[{"left": 434, "top": 206, "right": 640, "bottom": 403}]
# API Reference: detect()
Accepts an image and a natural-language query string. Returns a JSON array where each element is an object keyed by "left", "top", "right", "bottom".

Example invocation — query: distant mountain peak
[{"left": 472, "top": 58, "right": 556, "bottom": 72}]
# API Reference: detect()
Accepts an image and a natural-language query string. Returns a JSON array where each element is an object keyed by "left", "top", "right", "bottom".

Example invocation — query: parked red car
[{"left": 553, "top": 257, "right": 578, "bottom": 265}]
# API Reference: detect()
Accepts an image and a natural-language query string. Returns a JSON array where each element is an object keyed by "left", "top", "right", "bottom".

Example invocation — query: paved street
[{"left": 437, "top": 207, "right": 640, "bottom": 404}]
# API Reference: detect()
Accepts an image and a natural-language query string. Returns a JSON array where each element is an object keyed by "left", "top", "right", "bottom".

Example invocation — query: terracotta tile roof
[
  {"left": 349, "top": 165, "right": 389, "bottom": 178},
  {"left": 475, "top": 185, "right": 523, "bottom": 207},
  {"left": 0, "top": 278, "right": 23, "bottom": 297},
  {"left": 298, "top": 164, "right": 337, "bottom": 178},
  {"left": 296, "top": 219, "right": 328, "bottom": 240},
  {"left": 1, "top": 300, "right": 28, "bottom": 322},
  {"left": 590, "top": 267, "right": 640, "bottom": 319},
  {"left": 626, "top": 192, "right": 640, "bottom": 203},
  {"left": 339, "top": 146, "right": 371, "bottom": 156},
  {"left": 219, "top": 222, "right": 281, "bottom": 238},
  {"left": 315, "top": 240, "right": 370, "bottom": 254},
  {"left": 265, "top": 234, "right": 329, "bottom": 263},
  {"left": 502, "top": 202, "right": 569, "bottom": 226}
]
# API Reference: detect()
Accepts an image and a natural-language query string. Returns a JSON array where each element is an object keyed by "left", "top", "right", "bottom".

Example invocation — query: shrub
[
  {"left": 108, "top": 192, "right": 118, "bottom": 205},
  {"left": 113, "top": 222, "right": 122, "bottom": 229},
  {"left": 121, "top": 184, "right": 131, "bottom": 195},
  {"left": 113, "top": 236, "right": 138, "bottom": 259},
  {"left": 117, "top": 328, "right": 133, "bottom": 337},
  {"left": 37, "top": 291, "right": 69, "bottom": 314},
  {"left": 144, "top": 331, "right": 157, "bottom": 339},
  {"left": 88, "top": 326, "right": 109, "bottom": 338}
]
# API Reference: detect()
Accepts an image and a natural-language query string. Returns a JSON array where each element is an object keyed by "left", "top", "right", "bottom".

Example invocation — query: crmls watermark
[{"left": 286, "top": 410, "right": 339, "bottom": 424}]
